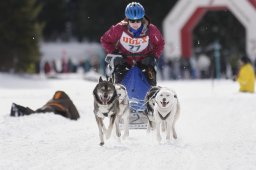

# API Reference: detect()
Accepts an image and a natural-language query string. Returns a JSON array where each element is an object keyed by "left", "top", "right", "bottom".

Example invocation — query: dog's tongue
[{"left": 102, "top": 98, "right": 108, "bottom": 105}]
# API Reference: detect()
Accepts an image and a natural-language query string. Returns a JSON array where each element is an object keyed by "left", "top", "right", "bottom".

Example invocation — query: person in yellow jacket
[{"left": 236, "top": 56, "right": 255, "bottom": 93}]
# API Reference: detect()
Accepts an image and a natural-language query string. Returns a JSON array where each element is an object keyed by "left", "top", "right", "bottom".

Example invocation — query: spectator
[
  {"left": 44, "top": 61, "right": 51, "bottom": 74},
  {"left": 197, "top": 54, "right": 211, "bottom": 79},
  {"left": 235, "top": 56, "right": 255, "bottom": 93}
]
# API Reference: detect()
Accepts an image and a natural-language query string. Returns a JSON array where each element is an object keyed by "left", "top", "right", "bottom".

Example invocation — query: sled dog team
[{"left": 93, "top": 77, "right": 180, "bottom": 146}]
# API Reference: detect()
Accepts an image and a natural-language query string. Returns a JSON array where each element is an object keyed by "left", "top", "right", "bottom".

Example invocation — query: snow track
[{"left": 1, "top": 74, "right": 256, "bottom": 170}]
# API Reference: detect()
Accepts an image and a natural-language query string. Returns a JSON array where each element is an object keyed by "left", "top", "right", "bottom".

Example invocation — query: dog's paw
[
  {"left": 166, "top": 139, "right": 172, "bottom": 144},
  {"left": 99, "top": 142, "right": 104, "bottom": 146},
  {"left": 116, "top": 131, "right": 121, "bottom": 138},
  {"left": 173, "top": 133, "right": 177, "bottom": 139}
]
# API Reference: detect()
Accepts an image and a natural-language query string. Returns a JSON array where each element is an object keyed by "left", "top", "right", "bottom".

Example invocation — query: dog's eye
[{"left": 118, "top": 94, "right": 121, "bottom": 97}]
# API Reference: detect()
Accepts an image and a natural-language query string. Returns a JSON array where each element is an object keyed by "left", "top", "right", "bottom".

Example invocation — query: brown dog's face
[
  {"left": 156, "top": 88, "right": 177, "bottom": 108},
  {"left": 98, "top": 83, "right": 115, "bottom": 105}
]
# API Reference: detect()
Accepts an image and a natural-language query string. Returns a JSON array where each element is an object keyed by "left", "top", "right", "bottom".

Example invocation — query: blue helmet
[{"left": 125, "top": 2, "right": 145, "bottom": 20}]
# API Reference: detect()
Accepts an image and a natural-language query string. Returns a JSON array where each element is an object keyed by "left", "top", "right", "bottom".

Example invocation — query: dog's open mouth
[
  {"left": 100, "top": 96, "right": 109, "bottom": 105},
  {"left": 161, "top": 101, "right": 169, "bottom": 107}
]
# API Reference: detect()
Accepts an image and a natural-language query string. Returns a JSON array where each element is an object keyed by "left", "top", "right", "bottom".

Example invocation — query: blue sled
[{"left": 121, "top": 66, "right": 151, "bottom": 113}]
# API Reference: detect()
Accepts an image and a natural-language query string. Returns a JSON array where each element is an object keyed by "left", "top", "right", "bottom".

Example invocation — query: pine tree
[
  {"left": 0, "top": 0, "right": 43, "bottom": 73},
  {"left": 38, "top": 0, "right": 69, "bottom": 41}
]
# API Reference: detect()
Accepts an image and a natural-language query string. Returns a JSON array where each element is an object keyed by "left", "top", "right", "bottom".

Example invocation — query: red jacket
[{"left": 100, "top": 18, "right": 165, "bottom": 65}]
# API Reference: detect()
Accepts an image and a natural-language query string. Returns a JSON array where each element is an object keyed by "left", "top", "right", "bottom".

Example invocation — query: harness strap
[
  {"left": 102, "top": 99, "right": 116, "bottom": 117},
  {"left": 143, "top": 89, "right": 160, "bottom": 111},
  {"left": 158, "top": 111, "right": 171, "bottom": 120},
  {"left": 120, "top": 94, "right": 129, "bottom": 105}
]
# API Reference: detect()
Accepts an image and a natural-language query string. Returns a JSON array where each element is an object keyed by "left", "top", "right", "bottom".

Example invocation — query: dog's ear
[
  {"left": 93, "top": 86, "right": 101, "bottom": 103},
  {"left": 93, "top": 86, "right": 97, "bottom": 98},
  {"left": 172, "top": 90, "right": 178, "bottom": 99},
  {"left": 99, "top": 76, "right": 103, "bottom": 82},
  {"left": 155, "top": 92, "right": 160, "bottom": 104}
]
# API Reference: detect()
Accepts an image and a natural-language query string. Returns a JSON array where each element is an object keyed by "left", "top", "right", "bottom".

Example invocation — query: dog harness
[
  {"left": 158, "top": 111, "right": 171, "bottom": 120},
  {"left": 98, "top": 103, "right": 115, "bottom": 117}
]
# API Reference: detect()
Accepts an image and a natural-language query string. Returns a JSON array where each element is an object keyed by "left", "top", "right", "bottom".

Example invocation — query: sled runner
[{"left": 105, "top": 54, "right": 151, "bottom": 129}]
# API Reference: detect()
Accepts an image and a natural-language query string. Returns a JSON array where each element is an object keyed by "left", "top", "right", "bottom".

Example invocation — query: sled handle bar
[
  {"left": 105, "top": 54, "right": 123, "bottom": 76},
  {"left": 105, "top": 53, "right": 147, "bottom": 77},
  {"left": 105, "top": 54, "right": 123, "bottom": 64},
  {"left": 105, "top": 53, "right": 146, "bottom": 63}
]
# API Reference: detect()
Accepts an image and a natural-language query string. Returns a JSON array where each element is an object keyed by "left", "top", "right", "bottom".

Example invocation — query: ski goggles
[{"left": 128, "top": 19, "right": 143, "bottom": 23}]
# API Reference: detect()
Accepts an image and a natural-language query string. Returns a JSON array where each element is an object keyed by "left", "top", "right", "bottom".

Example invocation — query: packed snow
[{"left": 1, "top": 73, "right": 256, "bottom": 170}]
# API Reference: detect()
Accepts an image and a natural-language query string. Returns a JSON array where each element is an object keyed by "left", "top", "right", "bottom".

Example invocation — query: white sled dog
[
  {"left": 153, "top": 87, "right": 180, "bottom": 143},
  {"left": 114, "top": 84, "right": 130, "bottom": 139},
  {"left": 93, "top": 77, "right": 129, "bottom": 146}
]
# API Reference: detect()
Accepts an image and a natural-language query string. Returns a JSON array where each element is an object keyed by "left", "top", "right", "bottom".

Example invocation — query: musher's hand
[
  {"left": 113, "top": 57, "right": 125, "bottom": 66},
  {"left": 141, "top": 55, "right": 157, "bottom": 66}
]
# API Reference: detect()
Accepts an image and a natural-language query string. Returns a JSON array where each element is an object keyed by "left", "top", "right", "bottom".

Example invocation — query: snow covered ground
[{"left": 1, "top": 73, "right": 256, "bottom": 170}]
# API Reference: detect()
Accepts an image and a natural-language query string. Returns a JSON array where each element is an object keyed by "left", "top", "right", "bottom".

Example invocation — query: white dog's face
[
  {"left": 155, "top": 88, "right": 177, "bottom": 108},
  {"left": 115, "top": 84, "right": 127, "bottom": 103}
]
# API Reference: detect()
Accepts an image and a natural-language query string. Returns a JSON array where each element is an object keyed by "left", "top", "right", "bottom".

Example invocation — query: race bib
[{"left": 120, "top": 32, "right": 149, "bottom": 53}]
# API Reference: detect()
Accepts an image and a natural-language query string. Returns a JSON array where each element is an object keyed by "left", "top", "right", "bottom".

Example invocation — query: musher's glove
[
  {"left": 114, "top": 56, "right": 125, "bottom": 66},
  {"left": 141, "top": 55, "right": 157, "bottom": 66},
  {"left": 112, "top": 49, "right": 120, "bottom": 54},
  {"left": 107, "top": 49, "right": 124, "bottom": 66}
]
